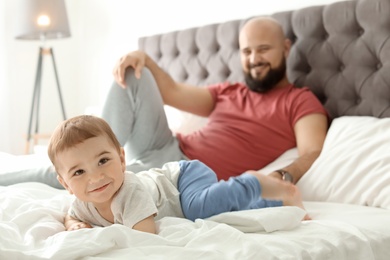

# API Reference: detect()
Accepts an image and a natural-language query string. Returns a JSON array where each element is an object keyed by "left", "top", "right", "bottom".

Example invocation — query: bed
[{"left": 1, "top": 0, "right": 390, "bottom": 259}]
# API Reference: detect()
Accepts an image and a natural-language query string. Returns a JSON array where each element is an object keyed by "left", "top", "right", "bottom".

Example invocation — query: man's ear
[
  {"left": 57, "top": 175, "right": 73, "bottom": 194},
  {"left": 284, "top": 38, "right": 292, "bottom": 58},
  {"left": 120, "top": 147, "right": 126, "bottom": 172}
]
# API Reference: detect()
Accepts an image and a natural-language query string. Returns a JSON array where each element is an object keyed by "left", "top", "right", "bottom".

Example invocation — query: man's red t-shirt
[{"left": 176, "top": 82, "right": 328, "bottom": 180}]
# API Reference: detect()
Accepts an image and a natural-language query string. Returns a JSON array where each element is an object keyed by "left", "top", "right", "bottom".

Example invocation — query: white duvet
[{"left": 1, "top": 183, "right": 390, "bottom": 260}]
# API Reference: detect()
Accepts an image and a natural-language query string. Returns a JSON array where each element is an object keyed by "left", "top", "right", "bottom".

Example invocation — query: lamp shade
[{"left": 14, "top": 0, "right": 71, "bottom": 40}]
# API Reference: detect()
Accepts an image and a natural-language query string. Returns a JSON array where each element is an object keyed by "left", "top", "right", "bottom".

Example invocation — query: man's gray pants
[{"left": 102, "top": 68, "right": 187, "bottom": 173}]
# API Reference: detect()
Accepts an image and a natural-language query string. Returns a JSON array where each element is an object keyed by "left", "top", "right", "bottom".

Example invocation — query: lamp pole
[{"left": 25, "top": 45, "right": 67, "bottom": 154}]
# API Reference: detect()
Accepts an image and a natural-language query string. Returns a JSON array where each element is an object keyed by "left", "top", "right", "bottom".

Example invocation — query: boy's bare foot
[{"left": 246, "top": 170, "right": 311, "bottom": 220}]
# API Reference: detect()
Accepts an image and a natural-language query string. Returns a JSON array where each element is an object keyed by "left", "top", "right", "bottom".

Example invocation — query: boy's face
[{"left": 56, "top": 135, "right": 126, "bottom": 208}]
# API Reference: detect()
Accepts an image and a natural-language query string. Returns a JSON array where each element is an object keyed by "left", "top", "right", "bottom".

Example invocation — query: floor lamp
[{"left": 14, "top": 0, "right": 71, "bottom": 154}]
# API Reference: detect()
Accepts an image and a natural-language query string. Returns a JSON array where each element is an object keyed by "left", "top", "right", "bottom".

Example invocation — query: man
[{"left": 102, "top": 16, "right": 329, "bottom": 184}]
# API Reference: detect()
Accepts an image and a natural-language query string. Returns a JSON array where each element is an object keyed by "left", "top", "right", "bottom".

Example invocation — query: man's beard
[{"left": 244, "top": 57, "right": 287, "bottom": 93}]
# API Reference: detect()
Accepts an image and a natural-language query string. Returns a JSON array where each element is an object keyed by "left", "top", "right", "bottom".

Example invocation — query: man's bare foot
[{"left": 246, "top": 170, "right": 311, "bottom": 220}]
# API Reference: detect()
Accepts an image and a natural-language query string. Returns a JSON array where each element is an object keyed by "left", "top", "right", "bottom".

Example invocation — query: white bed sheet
[{"left": 1, "top": 182, "right": 389, "bottom": 260}]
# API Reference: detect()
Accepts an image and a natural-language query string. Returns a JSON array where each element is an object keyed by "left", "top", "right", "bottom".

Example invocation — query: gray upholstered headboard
[{"left": 139, "top": 0, "right": 390, "bottom": 119}]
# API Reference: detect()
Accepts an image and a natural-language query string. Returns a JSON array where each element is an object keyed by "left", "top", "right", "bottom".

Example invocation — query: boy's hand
[
  {"left": 64, "top": 213, "right": 92, "bottom": 231},
  {"left": 67, "top": 221, "right": 92, "bottom": 231}
]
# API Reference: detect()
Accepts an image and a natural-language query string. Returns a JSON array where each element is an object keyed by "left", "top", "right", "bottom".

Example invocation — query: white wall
[
  {"left": 1, "top": 0, "right": 343, "bottom": 154},
  {"left": 0, "top": 0, "right": 11, "bottom": 153}
]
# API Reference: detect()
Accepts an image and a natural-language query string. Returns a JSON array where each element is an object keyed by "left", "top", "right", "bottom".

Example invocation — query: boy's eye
[
  {"left": 98, "top": 158, "right": 109, "bottom": 166},
  {"left": 74, "top": 169, "right": 85, "bottom": 176}
]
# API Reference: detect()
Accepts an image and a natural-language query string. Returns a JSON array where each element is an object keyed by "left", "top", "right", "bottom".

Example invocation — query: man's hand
[
  {"left": 112, "top": 51, "right": 147, "bottom": 88},
  {"left": 268, "top": 171, "right": 283, "bottom": 180}
]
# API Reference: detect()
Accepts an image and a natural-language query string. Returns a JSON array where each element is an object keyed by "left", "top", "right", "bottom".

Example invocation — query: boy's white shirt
[{"left": 69, "top": 161, "right": 183, "bottom": 228}]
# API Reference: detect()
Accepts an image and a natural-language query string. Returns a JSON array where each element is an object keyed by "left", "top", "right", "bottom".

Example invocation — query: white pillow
[
  {"left": 164, "top": 106, "right": 208, "bottom": 135},
  {"left": 297, "top": 116, "right": 390, "bottom": 209}
]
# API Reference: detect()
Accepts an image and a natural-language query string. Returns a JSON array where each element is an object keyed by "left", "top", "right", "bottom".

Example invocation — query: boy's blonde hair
[{"left": 48, "top": 115, "right": 122, "bottom": 168}]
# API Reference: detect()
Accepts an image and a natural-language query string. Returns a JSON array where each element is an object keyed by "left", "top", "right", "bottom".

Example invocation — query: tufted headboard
[{"left": 139, "top": 0, "right": 390, "bottom": 119}]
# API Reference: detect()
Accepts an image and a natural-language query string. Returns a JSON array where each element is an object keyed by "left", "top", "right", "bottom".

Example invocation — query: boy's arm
[
  {"left": 64, "top": 214, "right": 92, "bottom": 231},
  {"left": 132, "top": 215, "right": 156, "bottom": 234}
]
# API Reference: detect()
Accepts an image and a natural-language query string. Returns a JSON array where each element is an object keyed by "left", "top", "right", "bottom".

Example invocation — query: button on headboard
[{"left": 139, "top": 0, "right": 390, "bottom": 119}]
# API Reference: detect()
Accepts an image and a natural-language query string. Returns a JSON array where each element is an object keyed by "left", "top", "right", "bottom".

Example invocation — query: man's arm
[
  {"left": 269, "top": 113, "right": 328, "bottom": 184},
  {"left": 113, "top": 50, "right": 215, "bottom": 117},
  {"left": 64, "top": 214, "right": 92, "bottom": 231}
]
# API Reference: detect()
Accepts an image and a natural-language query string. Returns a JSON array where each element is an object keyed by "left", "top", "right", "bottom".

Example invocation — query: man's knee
[{"left": 124, "top": 67, "right": 153, "bottom": 85}]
